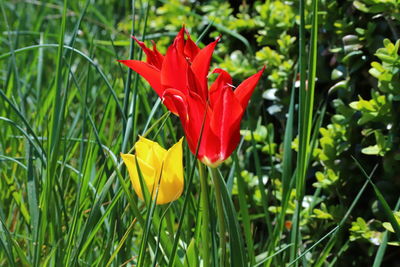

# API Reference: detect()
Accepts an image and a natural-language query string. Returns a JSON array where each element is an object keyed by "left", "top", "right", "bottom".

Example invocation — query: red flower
[
  {"left": 163, "top": 67, "right": 264, "bottom": 167},
  {"left": 119, "top": 27, "right": 219, "bottom": 115},
  {"left": 119, "top": 27, "right": 264, "bottom": 167}
]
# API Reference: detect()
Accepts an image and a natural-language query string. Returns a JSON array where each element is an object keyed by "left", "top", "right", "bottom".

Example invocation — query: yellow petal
[
  {"left": 120, "top": 153, "right": 156, "bottom": 200},
  {"left": 136, "top": 136, "right": 166, "bottom": 168},
  {"left": 155, "top": 137, "right": 184, "bottom": 204},
  {"left": 121, "top": 137, "right": 185, "bottom": 205}
]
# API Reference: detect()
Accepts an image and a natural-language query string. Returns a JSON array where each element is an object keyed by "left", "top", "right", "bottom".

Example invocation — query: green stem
[
  {"left": 199, "top": 161, "right": 211, "bottom": 266},
  {"left": 211, "top": 167, "right": 227, "bottom": 267}
]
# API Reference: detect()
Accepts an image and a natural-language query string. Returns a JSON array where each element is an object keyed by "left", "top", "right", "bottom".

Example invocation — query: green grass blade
[
  {"left": 128, "top": 0, "right": 151, "bottom": 147},
  {"left": 26, "top": 144, "right": 40, "bottom": 267},
  {"left": 214, "top": 168, "right": 246, "bottom": 267},
  {"left": 253, "top": 244, "right": 293, "bottom": 267},
  {"left": 353, "top": 157, "right": 400, "bottom": 241},
  {"left": 122, "top": 0, "right": 137, "bottom": 129},
  {"left": 292, "top": 0, "right": 318, "bottom": 260},
  {"left": 0, "top": 214, "right": 15, "bottom": 266},
  {"left": 250, "top": 132, "right": 272, "bottom": 237},
  {"left": 372, "top": 231, "right": 389, "bottom": 267},
  {"left": 233, "top": 154, "right": 255, "bottom": 265},
  {"left": 372, "top": 197, "right": 400, "bottom": 267}
]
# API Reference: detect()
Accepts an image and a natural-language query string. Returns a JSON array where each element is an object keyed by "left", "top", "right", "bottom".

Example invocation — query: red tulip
[
  {"left": 163, "top": 67, "right": 264, "bottom": 167},
  {"left": 119, "top": 27, "right": 264, "bottom": 167},
  {"left": 119, "top": 27, "right": 219, "bottom": 115}
]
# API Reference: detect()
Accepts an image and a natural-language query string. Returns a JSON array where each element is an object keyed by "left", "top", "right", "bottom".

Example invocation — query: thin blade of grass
[
  {"left": 292, "top": 0, "right": 318, "bottom": 260},
  {"left": 352, "top": 157, "right": 400, "bottom": 241},
  {"left": 213, "top": 168, "right": 246, "bottom": 267},
  {"left": 254, "top": 244, "right": 293, "bottom": 267},
  {"left": 372, "top": 197, "right": 400, "bottom": 267},
  {"left": 26, "top": 143, "right": 40, "bottom": 267},
  {"left": 233, "top": 154, "right": 255, "bottom": 265},
  {"left": 122, "top": 0, "right": 137, "bottom": 138},
  {"left": 0, "top": 214, "right": 15, "bottom": 267}
]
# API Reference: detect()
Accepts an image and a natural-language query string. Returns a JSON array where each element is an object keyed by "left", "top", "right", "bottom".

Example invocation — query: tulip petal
[
  {"left": 184, "top": 36, "right": 200, "bottom": 61},
  {"left": 173, "top": 27, "right": 185, "bottom": 54},
  {"left": 191, "top": 37, "right": 220, "bottom": 93},
  {"left": 118, "top": 60, "right": 163, "bottom": 96},
  {"left": 209, "top": 68, "right": 233, "bottom": 108},
  {"left": 163, "top": 89, "right": 201, "bottom": 151},
  {"left": 210, "top": 87, "right": 243, "bottom": 163},
  {"left": 183, "top": 27, "right": 200, "bottom": 60},
  {"left": 187, "top": 67, "right": 207, "bottom": 100},
  {"left": 132, "top": 36, "right": 164, "bottom": 69},
  {"left": 163, "top": 89, "right": 189, "bottom": 123},
  {"left": 163, "top": 89, "right": 219, "bottom": 162},
  {"left": 118, "top": 60, "right": 179, "bottom": 115},
  {"left": 234, "top": 67, "right": 265, "bottom": 109},
  {"left": 199, "top": 117, "right": 221, "bottom": 165},
  {"left": 157, "top": 137, "right": 184, "bottom": 204},
  {"left": 161, "top": 45, "right": 188, "bottom": 94},
  {"left": 136, "top": 136, "right": 166, "bottom": 168},
  {"left": 151, "top": 41, "right": 165, "bottom": 64},
  {"left": 122, "top": 136, "right": 185, "bottom": 205},
  {"left": 163, "top": 137, "right": 184, "bottom": 179},
  {"left": 163, "top": 89, "right": 197, "bottom": 152},
  {"left": 121, "top": 153, "right": 156, "bottom": 201}
]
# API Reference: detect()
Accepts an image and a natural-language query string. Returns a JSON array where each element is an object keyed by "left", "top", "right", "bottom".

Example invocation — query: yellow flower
[{"left": 121, "top": 136, "right": 184, "bottom": 205}]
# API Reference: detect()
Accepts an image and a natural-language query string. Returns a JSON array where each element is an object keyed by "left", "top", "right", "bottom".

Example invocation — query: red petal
[
  {"left": 191, "top": 36, "right": 220, "bottom": 93},
  {"left": 163, "top": 89, "right": 218, "bottom": 161},
  {"left": 119, "top": 60, "right": 180, "bottom": 113},
  {"left": 163, "top": 88, "right": 189, "bottom": 118},
  {"left": 184, "top": 36, "right": 200, "bottom": 61},
  {"left": 163, "top": 89, "right": 194, "bottom": 149},
  {"left": 234, "top": 67, "right": 265, "bottom": 109},
  {"left": 210, "top": 87, "right": 243, "bottom": 161},
  {"left": 173, "top": 27, "right": 185, "bottom": 54},
  {"left": 150, "top": 40, "right": 165, "bottom": 68},
  {"left": 209, "top": 68, "right": 233, "bottom": 107},
  {"left": 161, "top": 45, "right": 188, "bottom": 94},
  {"left": 132, "top": 36, "right": 164, "bottom": 69},
  {"left": 118, "top": 60, "right": 163, "bottom": 97},
  {"left": 200, "top": 115, "right": 220, "bottom": 164},
  {"left": 187, "top": 67, "right": 207, "bottom": 100}
]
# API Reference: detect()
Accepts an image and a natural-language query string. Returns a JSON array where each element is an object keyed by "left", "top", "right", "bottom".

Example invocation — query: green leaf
[
  {"left": 183, "top": 239, "right": 199, "bottom": 267},
  {"left": 361, "top": 145, "right": 380, "bottom": 155}
]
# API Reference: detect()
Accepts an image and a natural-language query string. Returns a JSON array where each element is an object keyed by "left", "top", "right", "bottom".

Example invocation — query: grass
[{"left": 1, "top": 0, "right": 399, "bottom": 266}]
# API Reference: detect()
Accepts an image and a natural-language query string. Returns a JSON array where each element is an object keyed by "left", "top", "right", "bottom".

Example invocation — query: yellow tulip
[{"left": 121, "top": 136, "right": 184, "bottom": 205}]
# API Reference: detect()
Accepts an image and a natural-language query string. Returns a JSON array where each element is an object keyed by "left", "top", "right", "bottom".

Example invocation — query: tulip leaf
[{"left": 213, "top": 169, "right": 246, "bottom": 267}]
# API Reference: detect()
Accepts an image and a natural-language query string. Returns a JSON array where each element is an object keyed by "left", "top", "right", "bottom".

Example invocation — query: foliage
[{"left": 0, "top": 0, "right": 399, "bottom": 266}]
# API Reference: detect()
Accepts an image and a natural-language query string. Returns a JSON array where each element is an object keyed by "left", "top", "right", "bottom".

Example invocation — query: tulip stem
[
  {"left": 198, "top": 161, "right": 211, "bottom": 266},
  {"left": 210, "top": 167, "right": 227, "bottom": 267}
]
